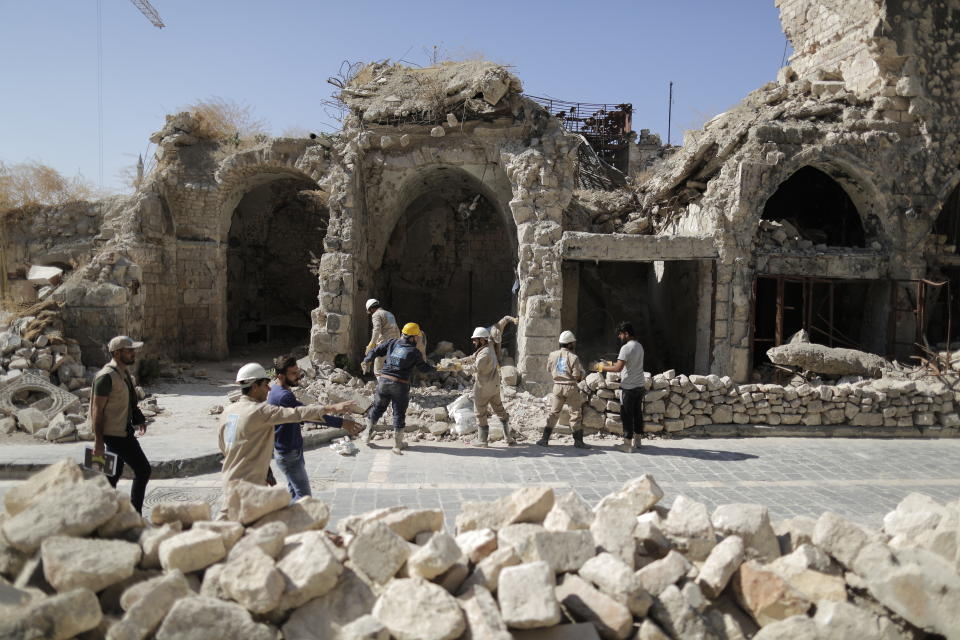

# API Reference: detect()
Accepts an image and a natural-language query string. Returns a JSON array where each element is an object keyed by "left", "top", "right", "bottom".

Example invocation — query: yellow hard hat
[{"left": 401, "top": 322, "right": 421, "bottom": 336}]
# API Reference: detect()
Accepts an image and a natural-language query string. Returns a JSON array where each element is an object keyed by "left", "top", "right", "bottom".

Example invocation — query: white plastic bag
[{"left": 452, "top": 408, "right": 478, "bottom": 435}]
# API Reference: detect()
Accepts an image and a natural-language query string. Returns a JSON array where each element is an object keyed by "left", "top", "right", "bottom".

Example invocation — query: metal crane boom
[{"left": 129, "top": 0, "right": 165, "bottom": 28}]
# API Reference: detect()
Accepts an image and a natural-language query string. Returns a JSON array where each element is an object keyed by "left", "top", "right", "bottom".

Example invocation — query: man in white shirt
[{"left": 597, "top": 321, "right": 645, "bottom": 453}]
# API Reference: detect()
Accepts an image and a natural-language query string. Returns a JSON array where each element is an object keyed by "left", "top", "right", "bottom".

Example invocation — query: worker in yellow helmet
[
  {"left": 361, "top": 298, "right": 400, "bottom": 376},
  {"left": 361, "top": 322, "right": 436, "bottom": 454}
]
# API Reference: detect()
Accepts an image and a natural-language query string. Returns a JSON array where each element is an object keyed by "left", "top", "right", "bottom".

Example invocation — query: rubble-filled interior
[
  {"left": 226, "top": 177, "right": 326, "bottom": 346},
  {"left": 372, "top": 168, "right": 516, "bottom": 355}
]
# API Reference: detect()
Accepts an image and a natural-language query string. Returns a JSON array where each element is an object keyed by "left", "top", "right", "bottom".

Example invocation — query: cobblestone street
[{"left": 17, "top": 435, "right": 954, "bottom": 531}]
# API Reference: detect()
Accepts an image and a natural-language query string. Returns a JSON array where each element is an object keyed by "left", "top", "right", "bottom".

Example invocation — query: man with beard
[
  {"left": 90, "top": 336, "right": 150, "bottom": 513},
  {"left": 597, "top": 322, "right": 645, "bottom": 453},
  {"left": 268, "top": 355, "right": 362, "bottom": 501}
]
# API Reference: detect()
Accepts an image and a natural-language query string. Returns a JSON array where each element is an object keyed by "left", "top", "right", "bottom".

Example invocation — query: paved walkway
[{"left": 5, "top": 435, "right": 954, "bottom": 532}]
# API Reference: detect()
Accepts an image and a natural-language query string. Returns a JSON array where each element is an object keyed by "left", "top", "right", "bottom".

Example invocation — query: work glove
[
  {"left": 596, "top": 362, "right": 605, "bottom": 374},
  {"left": 365, "top": 342, "right": 376, "bottom": 353}
]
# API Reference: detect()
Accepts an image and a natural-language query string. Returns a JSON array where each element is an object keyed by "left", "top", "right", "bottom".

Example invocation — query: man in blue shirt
[
  {"left": 362, "top": 322, "right": 436, "bottom": 455},
  {"left": 268, "top": 355, "right": 362, "bottom": 501}
]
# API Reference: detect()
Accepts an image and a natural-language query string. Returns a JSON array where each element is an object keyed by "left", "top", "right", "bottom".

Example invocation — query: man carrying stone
[
  {"left": 598, "top": 321, "right": 645, "bottom": 453},
  {"left": 90, "top": 335, "right": 151, "bottom": 514},
  {"left": 453, "top": 326, "right": 518, "bottom": 448},
  {"left": 538, "top": 330, "right": 589, "bottom": 449},
  {"left": 362, "top": 298, "right": 400, "bottom": 376},
  {"left": 268, "top": 355, "right": 363, "bottom": 502},
  {"left": 218, "top": 362, "right": 355, "bottom": 518},
  {"left": 362, "top": 322, "right": 436, "bottom": 455}
]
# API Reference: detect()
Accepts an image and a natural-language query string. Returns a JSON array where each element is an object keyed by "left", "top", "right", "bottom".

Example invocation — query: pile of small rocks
[
  {"left": 0, "top": 304, "right": 90, "bottom": 392},
  {"left": 3, "top": 459, "right": 958, "bottom": 639},
  {"left": 756, "top": 219, "right": 883, "bottom": 253},
  {"left": 578, "top": 369, "right": 960, "bottom": 434}
]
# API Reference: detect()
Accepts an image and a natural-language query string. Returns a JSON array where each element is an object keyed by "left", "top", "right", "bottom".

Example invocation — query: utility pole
[{"left": 667, "top": 81, "right": 674, "bottom": 147}]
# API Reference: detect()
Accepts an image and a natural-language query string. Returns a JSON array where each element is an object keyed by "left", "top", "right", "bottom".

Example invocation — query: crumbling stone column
[{"left": 503, "top": 131, "right": 577, "bottom": 393}]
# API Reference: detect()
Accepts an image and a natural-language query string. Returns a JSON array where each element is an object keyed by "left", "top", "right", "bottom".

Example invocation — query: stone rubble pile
[
  {"left": 577, "top": 369, "right": 960, "bottom": 434},
  {"left": 756, "top": 219, "right": 884, "bottom": 253},
  {"left": 3, "top": 460, "right": 959, "bottom": 639}
]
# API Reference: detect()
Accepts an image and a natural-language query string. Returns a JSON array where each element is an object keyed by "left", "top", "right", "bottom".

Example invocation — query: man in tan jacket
[
  {"left": 217, "top": 362, "right": 358, "bottom": 519},
  {"left": 455, "top": 326, "right": 518, "bottom": 448},
  {"left": 362, "top": 298, "right": 400, "bottom": 376},
  {"left": 538, "top": 331, "right": 589, "bottom": 449}
]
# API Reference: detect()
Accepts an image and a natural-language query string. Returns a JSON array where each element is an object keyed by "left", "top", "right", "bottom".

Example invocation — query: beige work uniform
[
  {"left": 469, "top": 343, "right": 509, "bottom": 427},
  {"left": 217, "top": 396, "right": 328, "bottom": 518},
  {"left": 487, "top": 315, "right": 515, "bottom": 364},
  {"left": 545, "top": 348, "right": 586, "bottom": 429},
  {"left": 369, "top": 308, "right": 401, "bottom": 375},
  {"left": 93, "top": 359, "right": 136, "bottom": 436}
]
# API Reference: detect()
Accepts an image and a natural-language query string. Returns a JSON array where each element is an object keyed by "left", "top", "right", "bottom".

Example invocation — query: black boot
[
  {"left": 572, "top": 429, "right": 590, "bottom": 449},
  {"left": 536, "top": 427, "right": 552, "bottom": 447}
]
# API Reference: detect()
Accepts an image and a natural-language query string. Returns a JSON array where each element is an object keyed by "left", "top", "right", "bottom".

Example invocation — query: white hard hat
[
  {"left": 236, "top": 362, "right": 269, "bottom": 385},
  {"left": 559, "top": 330, "right": 576, "bottom": 344},
  {"left": 365, "top": 298, "right": 379, "bottom": 311},
  {"left": 471, "top": 327, "right": 491, "bottom": 339}
]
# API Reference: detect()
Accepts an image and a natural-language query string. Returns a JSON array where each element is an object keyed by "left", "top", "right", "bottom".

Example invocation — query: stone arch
[
  {"left": 370, "top": 164, "right": 518, "bottom": 354},
  {"left": 749, "top": 149, "right": 888, "bottom": 247},
  {"left": 216, "top": 161, "right": 329, "bottom": 348}
]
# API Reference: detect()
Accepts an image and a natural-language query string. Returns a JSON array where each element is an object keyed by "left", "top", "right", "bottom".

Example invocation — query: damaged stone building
[{"left": 3, "top": 0, "right": 958, "bottom": 396}]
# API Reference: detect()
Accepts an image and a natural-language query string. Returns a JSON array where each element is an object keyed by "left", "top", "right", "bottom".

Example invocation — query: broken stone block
[
  {"left": 591, "top": 496, "right": 638, "bottom": 568},
  {"left": 435, "top": 559, "right": 470, "bottom": 594},
  {"left": 579, "top": 552, "right": 652, "bottom": 617},
  {"left": 407, "top": 532, "right": 461, "bottom": 580},
  {"left": 734, "top": 560, "right": 811, "bottom": 627},
  {"left": 711, "top": 503, "right": 780, "bottom": 562},
  {"left": 662, "top": 495, "right": 716, "bottom": 561},
  {"left": 219, "top": 547, "right": 285, "bottom": 614},
  {"left": 459, "top": 545, "right": 521, "bottom": 594},
  {"left": 543, "top": 491, "right": 594, "bottom": 531},
  {"left": 251, "top": 496, "right": 330, "bottom": 534},
  {"left": 500, "top": 366, "right": 519, "bottom": 386},
  {"left": 648, "top": 584, "right": 715, "bottom": 639},
  {"left": 636, "top": 619, "right": 671, "bottom": 640},
  {"left": 199, "top": 562, "right": 225, "bottom": 599},
  {"left": 348, "top": 521, "right": 410, "bottom": 584},
  {"left": 766, "top": 342, "right": 887, "bottom": 377},
  {"left": 379, "top": 508, "right": 444, "bottom": 541},
  {"left": 512, "top": 623, "right": 603, "bottom": 639},
  {"left": 108, "top": 570, "right": 191, "bottom": 640},
  {"left": 696, "top": 534, "right": 745, "bottom": 598},
  {"left": 0, "top": 587, "right": 102, "bottom": 640},
  {"left": 882, "top": 492, "right": 945, "bottom": 538},
  {"left": 41, "top": 536, "right": 141, "bottom": 593},
  {"left": 852, "top": 542, "right": 960, "bottom": 637},
  {"left": 634, "top": 512, "right": 671, "bottom": 557},
  {"left": 497, "top": 523, "right": 544, "bottom": 557},
  {"left": 503, "top": 487, "right": 555, "bottom": 527},
  {"left": 635, "top": 549, "right": 692, "bottom": 596},
  {"left": 812, "top": 599, "right": 903, "bottom": 640},
  {"left": 15, "top": 407, "right": 48, "bottom": 434},
  {"left": 372, "top": 578, "right": 465, "bottom": 640},
  {"left": 282, "top": 568, "right": 377, "bottom": 640},
  {"left": 751, "top": 614, "right": 819, "bottom": 640},
  {"left": 139, "top": 522, "right": 181, "bottom": 569},
  {"left": 457, "top": 585, "right": 512, "bottom": 640},
  {"left": 154, "top": 595, "right": 275, "bottom": 640},
  {"left": 97, "top": 495, "right": 145, "bottom": 538},
  {"left": 158, "top": 528, "right": 227, "bottom": 574},
  {"left": 520, "top": 529, "right": 595, "bottom": 573},
  {"left": 498, "top": 561, "right": 561, "bottom": 629},
  {"left": 339, "top": 614, "right": 388, "bottom": 640},
  {"left": 149, "top": 501, "right": 211, "bottom": 527},
  {"left": 774, "top": 515, "right": 816, "bottom": 554},
  {"left": 192, "top": 520, "right": 244, "bottom": 550},
  {"left": 456, "top": 528, "right": 497, "bottom": 563},
  {"left": 27, "top": 265, "right": 64, "bottom": 285},
  {"left": 3, "top": 478, "right": 119, "bottom": 553},
  {"left": 275, "top": 530, "right": 344, "bottom": 611},
  {"left": 225, "top": 480, "right": 290, "bottom": 524},
  {"left": 812, "top": 511, "right": 870, "bottom": 568},
  {"left": 228, "top": 521, "right": 288, "bottom": 561},
  {"left": 555, "top": 574, "right": 633, "bottom": 640},
  {"left": 4, "top": 458, "right": 83, "bottom": 516}
]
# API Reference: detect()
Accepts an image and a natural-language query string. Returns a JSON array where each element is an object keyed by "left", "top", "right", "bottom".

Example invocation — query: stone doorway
[
  {"left": 372, "top": 171, "right": 516, "bottom": 356},
  {"left": 226, "top": 177, "right": 327, "bottom": 348},
  {"left": 926, "top": 183, "right": 960, "bottom": 350}
]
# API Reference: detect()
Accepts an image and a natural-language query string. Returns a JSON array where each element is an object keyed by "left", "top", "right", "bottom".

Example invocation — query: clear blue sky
[{"left": 0, "top": 1, "right": 789, "bottom": 192}]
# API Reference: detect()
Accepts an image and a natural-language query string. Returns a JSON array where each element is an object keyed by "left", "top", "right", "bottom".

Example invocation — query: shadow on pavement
[{"left": 638, "top": 445, "right": 758, "bottom": 461}]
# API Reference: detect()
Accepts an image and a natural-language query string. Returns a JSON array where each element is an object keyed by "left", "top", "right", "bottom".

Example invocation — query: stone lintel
[{"left": 559, "top": 232, "right": 717, "bottom": 262}]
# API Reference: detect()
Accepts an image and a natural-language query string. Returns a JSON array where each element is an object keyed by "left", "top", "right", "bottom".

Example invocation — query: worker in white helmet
[
  {"left": 453, "top": 326, "right": 516, "bottom": 448},
  {"left": 539, "top": 330, "right": 589, "bottom": 449},
  {"left": 362, "top": 298, "right": 400, "bottom": 376},
  {"left": 217, "top": 362, "right": 357, "bottom": 519}
]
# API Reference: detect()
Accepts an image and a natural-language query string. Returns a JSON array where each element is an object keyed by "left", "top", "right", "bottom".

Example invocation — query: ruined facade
[{"left": 4, "top": 0, "right": 958, "bottom": 395}]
